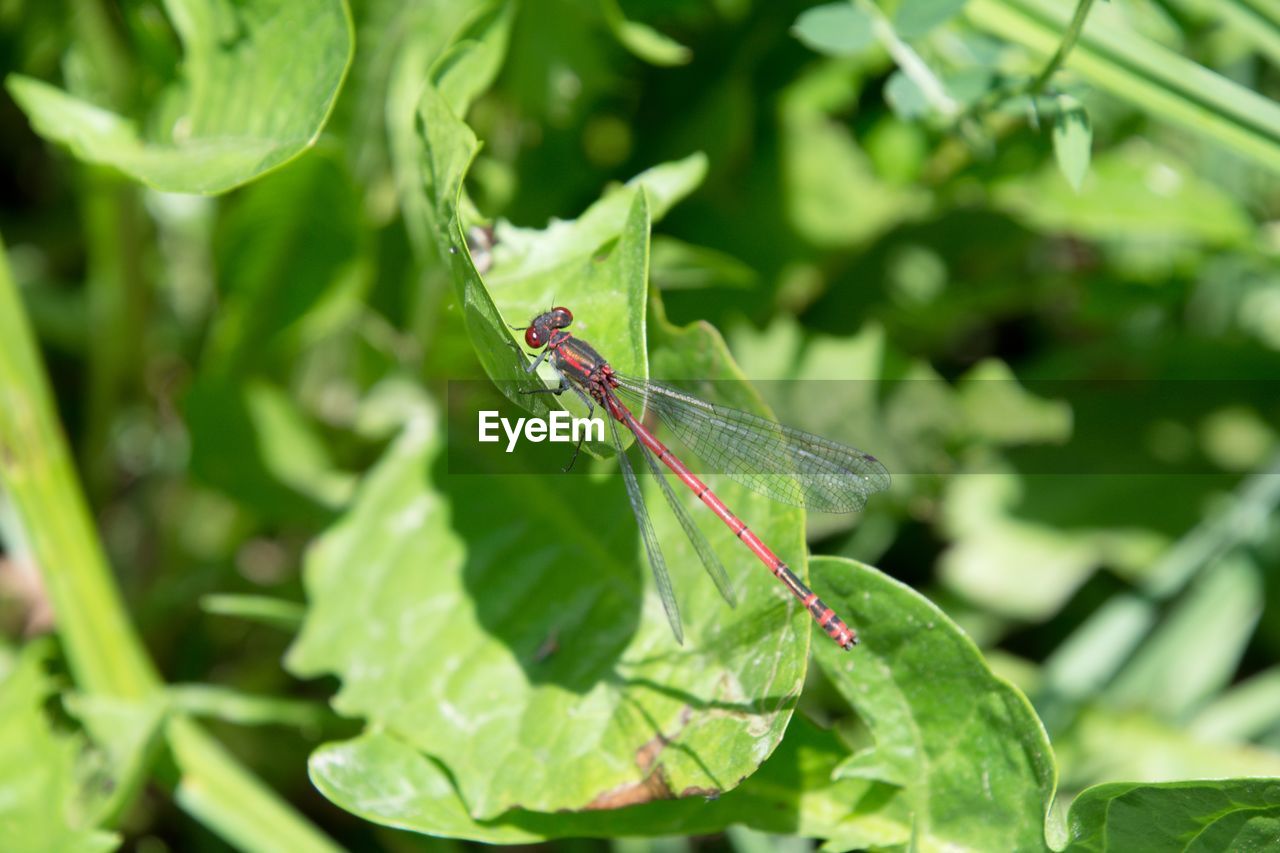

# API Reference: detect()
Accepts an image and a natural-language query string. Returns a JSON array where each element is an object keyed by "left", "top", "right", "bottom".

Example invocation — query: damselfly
[{"left": 518, "top": 307, "right": 890, "bottom": 650}]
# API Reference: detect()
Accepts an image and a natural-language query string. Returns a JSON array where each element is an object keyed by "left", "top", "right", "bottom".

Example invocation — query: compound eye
[
  {"left": 550, "top": 306, "right": 573, "bottom": 327},
  {"left": 524, "top": 327, "right": 545, "bottom": 348}
]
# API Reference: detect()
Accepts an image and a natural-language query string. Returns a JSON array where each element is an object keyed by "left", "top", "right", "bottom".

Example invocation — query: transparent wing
[
  {"left": 614, "top": 376, "right": 891, "bottom": 513},
  {"left": 608, "top": 415, "right": 683, "bottom": 645},
  {"left": 628, "top": 409, "right": 737, "bottom": 608}
]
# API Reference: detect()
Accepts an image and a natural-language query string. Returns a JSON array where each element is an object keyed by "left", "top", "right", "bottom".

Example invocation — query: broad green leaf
[
  {"left": 288, "top": 315, "right": 810, "bottom": 819},
  {"left": 308, "top": 714, "right": 878, "bottom": 841},
  {"left": 600, "top": 0, "right": 692, "bottom": 66},
  {"left": 0, "top": 644, "right": 118, "bottom": 852},
  {"left": 1064, "top": 779, "right": 1280, "bottom": 852},
  {"left": 400, "top": 12, "right": 705, "bottom": 416},
  {"left": 810, "top": 557, "right": 1057, "bottom": 852},
  {"left": 6, "top": 0, "right": 353, "bottom": 194},
  {"left": 394, "top": 19, "right": 704, "bottom": 420},
  {"left": 387, "top": 0, "right": 514, "bottom": 253},
  {"left": 486, "top": 154, "right": 707, "bottom": 391},
  {"left": 1052, "top": 95, "right": 1093, "bottom": 192},
  {"left": 791, "top": 4, "right": 875, "bottom": 56},
  {"left": 488, "top": 152, "right": 708, "bottom": 289}
]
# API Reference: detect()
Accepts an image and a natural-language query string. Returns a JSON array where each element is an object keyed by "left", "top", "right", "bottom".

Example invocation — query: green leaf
[
  {"left": 1052, "top": 95, "right": 1093, "bottom": 192},
  {"left": 0, "top": 644, "right": 118, "bottom": 852},
  {"left": 6, "top": 0, "right": 353, "bottom": 194},
  {"left": 791, "top": 4, "right": 875, "bottom": 56},
  {"left": 1064, "top": 779, "right": 1280, "bottom": 852},
  {"left": 307, "top": 714, "right": 877, "bottom": 841},
  {"left": 401, "top": 11, "right": 705, "bottom": 415},
  {"left": 600, "top": 0, "right": 692, "bottom": 66},
  {"left": 288, "top": 321, "right": 810, "bottom": 820},
  {"left": 810, "top": 557, "right": 1057, "bottom": 851},
  {"left": 485, "top": 153, "right": 707, "bottom": 397}
]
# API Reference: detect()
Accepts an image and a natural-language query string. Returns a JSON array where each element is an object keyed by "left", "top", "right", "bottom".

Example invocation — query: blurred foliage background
[{"left": 2, "top": 0, "right": 1280, "bottom": 850}]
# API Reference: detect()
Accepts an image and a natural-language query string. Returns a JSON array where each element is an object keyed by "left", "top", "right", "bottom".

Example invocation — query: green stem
[
  {"left": 0, "top": 241, "right": 156, "bottom": 698},
  {"left": 1028, "top": 0, "right": 1097, "bottom": 94},
  {"left": 0, "top": 236, "right": 339, "bottom": 850}
]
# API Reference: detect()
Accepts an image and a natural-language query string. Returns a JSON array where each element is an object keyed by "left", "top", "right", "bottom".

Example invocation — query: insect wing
[
  {"left": 608, "top": 415, "right": 684, "bottom": 645},
  {"left": 615, "top": 377, "right": 890, "bottom": 513}
]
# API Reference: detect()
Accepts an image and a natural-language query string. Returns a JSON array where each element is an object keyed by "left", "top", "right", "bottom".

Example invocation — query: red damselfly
[{"left": 517, "top": 307, "right": 890, "bottom": 650}]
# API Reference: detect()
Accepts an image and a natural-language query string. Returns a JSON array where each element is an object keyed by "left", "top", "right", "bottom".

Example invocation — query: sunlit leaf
[
  {"left": 288, "top": 316, "right": 810, "bottom": 818},
  {"left": 308, "top": 715, "right": 872, "bottom": 841},
  {"left": 811, "top": 557, "right": 1057, "bottom": 851},
  {"left": 7, "top": 0, "right": 353, "bottom": 194}
]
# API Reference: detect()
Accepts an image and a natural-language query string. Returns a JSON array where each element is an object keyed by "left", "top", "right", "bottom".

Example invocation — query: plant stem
[
  {"left": 1028, "top": 0, "right": 1097, "bottom": 94},
  {"left": 0, "top": 240, "right": 156, "bottom": 698},
  {"left": 0, "top": 236, "right": 339, "bottom": 850}
]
